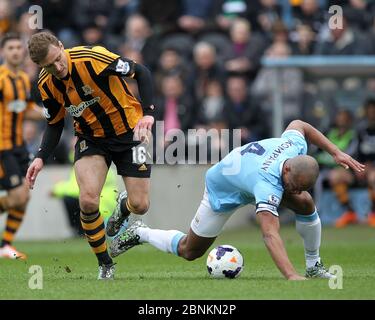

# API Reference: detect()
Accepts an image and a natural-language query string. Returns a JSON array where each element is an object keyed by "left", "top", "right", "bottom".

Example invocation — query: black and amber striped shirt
[
  {"left": 0, "top": 65, "right": 37, "bottom": 151},
  {"left": 38, "top": 46, "right": 144, "bottom": 138}
]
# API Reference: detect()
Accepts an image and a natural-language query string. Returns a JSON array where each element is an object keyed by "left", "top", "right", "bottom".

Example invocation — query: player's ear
[{"left": 58, "top": 41, "right": 64, "bottom": 50}]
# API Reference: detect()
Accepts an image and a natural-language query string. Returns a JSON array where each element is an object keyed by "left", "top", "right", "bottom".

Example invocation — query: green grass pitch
[{"left": 0, "top": 225, "right": 374, "bottom": 300}]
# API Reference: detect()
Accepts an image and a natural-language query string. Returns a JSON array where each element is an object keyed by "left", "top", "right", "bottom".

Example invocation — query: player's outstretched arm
[
  {"left": 285, "top": 120, "right": 365, "bottom": 172},
  {"left": 26, "top": 158, "right": 44, "bottom": 189},
  {"left": 26, "top": 120, "right": 65, "bottom": 189},
  {"left": 258, "top": 211, "right": 306, "bottom": 280},
  {"left": 132, "top": 63, "right": 155, "bottom": 142}
]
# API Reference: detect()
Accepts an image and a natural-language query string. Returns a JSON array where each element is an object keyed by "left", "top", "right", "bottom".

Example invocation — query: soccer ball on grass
[{"left": 206, "top": 245, "right": 244, "bottom": 279}]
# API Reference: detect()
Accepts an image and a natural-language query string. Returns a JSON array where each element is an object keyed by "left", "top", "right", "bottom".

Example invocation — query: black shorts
[
  {"left": 0, "top": 146, "right": 31, "bottom": 190},
  {"left": 74, "top": 132, "right": 151, "bottom": 178}
]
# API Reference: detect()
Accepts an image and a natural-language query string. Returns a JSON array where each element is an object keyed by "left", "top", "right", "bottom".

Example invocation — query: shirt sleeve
[
  {"left": 98, "top": 56, "right": 137, "bottom": 78},
  {"left": 254, "top": 181, "right": 283, "bottom": 217},
  {"left": 281, "top": 130, "right": 308, "bottom": 155},
  {"left": 85, "top": 46, "right": 135, "bottom": 76},
  {"left": 39, "top": 84, "right": 66, "bottom": 124}
]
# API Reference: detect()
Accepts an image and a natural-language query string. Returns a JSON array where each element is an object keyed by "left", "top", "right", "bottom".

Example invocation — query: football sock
[
  {"left": 136, "top": 227, "right": 185, "bottom": 256},
  {"left": 80, "top": 210, "right": 112, "bottom": 265},
  {"left": 295, "top": 209, "right": 321, "bottom": 269},
  {"left": 333, "top": 183, "right": 354, "bottom": 211},
  {"left": 120, "top": 197, "right": 133, "bottom": 218},
  {"left": 1, "top": 209, "right": 25, "bottom": 247}
]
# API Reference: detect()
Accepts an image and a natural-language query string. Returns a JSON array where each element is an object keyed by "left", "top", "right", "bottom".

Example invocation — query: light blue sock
[
  {"left": 136, "top": 227, "right": 186, "bottom": 256},
  {"left": 295, "top": 209, "right": 321, "bottom": 268}
]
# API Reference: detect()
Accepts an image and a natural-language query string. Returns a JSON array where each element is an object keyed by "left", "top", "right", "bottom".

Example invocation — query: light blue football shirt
[{"left": 205, "top": 130, "right": 308, "bottom": 216}]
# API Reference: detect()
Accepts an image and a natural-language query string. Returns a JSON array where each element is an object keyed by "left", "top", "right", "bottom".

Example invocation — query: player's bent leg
[
  {"left": 106, "top": 177, "right": 150, "bottom": 237},
  {"left": 110, "top": 187, "right": 233, "bottom": 260},
  {"left": 177, "top": 229, "right": 216, "bottom": 261},
  {"left": 123, "top": 176, "right": 150, "bottom": 215},
  {"left": 1, "top": 182, "right": 29, "bottom": 211},
  {"left": 281, "top": 192, "right": 335, "bottom": 279},
  {"left": 0, "top": 181, "right": 30, "bottom": 260},
  {"left": 75, "top": 156, "right": 115, "bottom": 279},
  {"left": 75, "top": 155, "right": 108, "bottom": 212}
]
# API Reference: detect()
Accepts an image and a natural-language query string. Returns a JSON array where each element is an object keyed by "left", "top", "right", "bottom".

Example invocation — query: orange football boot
[
  {"left": 367, "top": 212, "right": 375, "bottom": 227},
  {"left": 334, "top": 211, "right": 358, "bottom": 228}
]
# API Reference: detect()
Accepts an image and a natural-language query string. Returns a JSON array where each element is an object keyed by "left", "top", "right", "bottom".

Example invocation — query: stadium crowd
[{"left": 0, "top": 0, "right": 375, "bottom": 226}]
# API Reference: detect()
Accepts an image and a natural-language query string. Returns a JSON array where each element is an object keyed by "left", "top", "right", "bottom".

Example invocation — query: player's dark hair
[
  {"left": 1, "top": 33, "right": 22, "bottom": 48},
  {"left": 28, "top": 31, "right": 60, "bottom": 64}
]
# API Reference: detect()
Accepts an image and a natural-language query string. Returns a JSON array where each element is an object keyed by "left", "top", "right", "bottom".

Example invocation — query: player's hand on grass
[
  {"left": 332, "top": 150, "right": 365, "bottom": 172},
  {"left": 287, "top": 274, "right": 307, "bottom": 280},
  {"left": 134, "top": 114, "right": 154, "bottom": 143},
  {"left": 26, "top": 158, "right": 44, "bottom": 190}
]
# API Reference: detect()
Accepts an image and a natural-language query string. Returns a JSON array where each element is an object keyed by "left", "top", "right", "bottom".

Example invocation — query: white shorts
[{"left": 190, "top": 188, "right": 236, "bottom": 238}]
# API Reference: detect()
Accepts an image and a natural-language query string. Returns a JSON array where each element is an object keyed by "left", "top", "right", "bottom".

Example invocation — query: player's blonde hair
[{"left": 28, "top": 31, "right": 60, "bottom": 64}]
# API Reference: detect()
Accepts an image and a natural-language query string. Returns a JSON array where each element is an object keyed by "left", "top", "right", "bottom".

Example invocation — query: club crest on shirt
[
  {"left": 115, "top": 59, "right": 130, "bottom": 75},
  {"left": 79, "top": 140, "right": 88, "bottom": 153},
  {"left": 82, "top": 85, "right": 94, "bottom": 96},
  {"left": 268, "top": 194, "right": 280, "bottom": 206}
]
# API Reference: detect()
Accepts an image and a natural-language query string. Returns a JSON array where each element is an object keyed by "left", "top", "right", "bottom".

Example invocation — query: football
[{"left": 206, "top": 245, "right": 244, "bottom": 279}]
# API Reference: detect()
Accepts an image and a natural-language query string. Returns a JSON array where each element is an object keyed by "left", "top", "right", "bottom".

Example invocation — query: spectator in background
[
  {"left": 223, "top": 18, "right": 266, "bottom": 81},
  {"left": 106, "top": 0, "right": 140, "bottom": 36},
  {"left": 343, "top": 0, "right": 375, "bottom": 32},
  {"left": 194, "top": 80, "right": 227, "bottom": 160},
  {"left": 23, "top": 119, "right": 42, "bottom": 156},
  {"left": 138, "top": 0, "right": 181, "bottom": 35},
  {"left": 267, "top": 19, "right": 290, "bottom": 47},
  {"left": 292, "top": 0, "right": 325, "bottom": 33},
  {"left": 196, "top": 79, "right": 226, "bottom": 130},
  {"left": 0, "top": 0, "right": 13, "bottom": 38},
  {"left": 256, "top": 0, "right": 282, "bottom": 35},
  {"left": 314, "top": 15, "right": 372, "bottom": 55},
  {"left": 291, "top": 24, "right": 316, "bottom": 55},
  {"left": 154, "top": 47, "right": 188, "bottom": 96},
  {"left": 223, "top": 75, "right": 268, "bottom": 145},
  {"left": 28, "top": 0, "right": 76, "bottom": 43},
  {"left": 320, "top": 101, "right": 375, "bottom": 228},
  {"left": 121, "top": 14, "right": 160, "bottom": 70},
  {"left": 72, "top": 0, "right": 113, "bottom": 32},
  {"left": 188, "top": 42, "right": 225, "bottom": 103},
  {"left": 213, "top": 0, "right": 252, "bottom": 32},
  {"left": 355, "top": 99, "right": 375, "bottom": 227},
  {"left": 15, "top": 12, "right": 37, "bottom": 45},
  {"left": 81, "top": 23, "right": 105, "bottom": 47},
  {"left": 313, "top": 110, "right": 358, "bottom": 228},
  {"left": 251, "top": 41, "right": 303, "bottom": 125},
  {"left": 154, "top": 74, "right": 194, "bottom": 149},
  {"left": 178, "top": 0, "right": 215, "bottom": 34}
]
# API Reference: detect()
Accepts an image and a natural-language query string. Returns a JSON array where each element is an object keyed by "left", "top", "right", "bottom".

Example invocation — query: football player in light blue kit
[{"left": 109, "top": 120, "right": 365, "bottom": 280}]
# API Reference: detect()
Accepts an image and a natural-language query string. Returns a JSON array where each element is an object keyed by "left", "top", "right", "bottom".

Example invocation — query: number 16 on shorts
[{"left": 132, "top": 145, "right": 147, "bottom": 164}]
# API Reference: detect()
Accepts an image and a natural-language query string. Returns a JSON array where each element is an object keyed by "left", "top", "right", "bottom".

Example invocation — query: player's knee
[
  {"left": 128, "top": 198, "right": 149, "bottom": 215},
  {"left": 79, "top": 192, "right": 100, "bottom": 213},
  {"left": 298, "top": 193, "right": 315, "bottom": 214}
]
